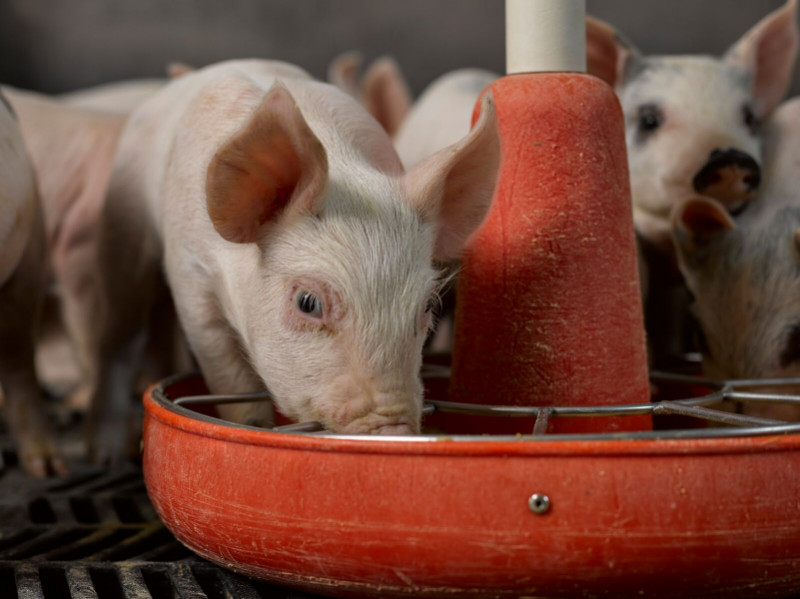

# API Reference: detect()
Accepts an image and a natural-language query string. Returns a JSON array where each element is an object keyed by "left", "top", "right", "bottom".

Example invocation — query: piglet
[
  {"left": 672, "top": 97, "right": 800, "bottom": 418},
  {"left": 671, "top": 196, "right": 800, "bottom": 420},
  {"left": 3, "top": 87, "right": 129, "bottom": 407},
  {"left": 57, "top": 64, "right": 192, "bottom": 115},
  {"left": 0, "top": 93, "right": 66, "bottom": 476},
  {"left": 588, "top": 0, "right": 798, "bottom": 250},
  {"left": 88, "top": 59, "right": 499, "bottom": 463},
  {"left": 327, "top": 52, "right": 413, "bottom": 138},
  {"left": 59, "top": 79, "right": 165, "bottom": 114}
]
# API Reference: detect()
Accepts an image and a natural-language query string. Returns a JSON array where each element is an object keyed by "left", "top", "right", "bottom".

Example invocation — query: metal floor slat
[{"left": 0, "top": 427, "right": 324, "bottom": 599}]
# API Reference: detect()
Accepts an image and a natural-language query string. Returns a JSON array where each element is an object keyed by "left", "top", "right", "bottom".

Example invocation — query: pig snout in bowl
[
  {"left": 692, "top": 148, "right": 761, "bottom": 214},
  {"left": 337, "top": 412, "right": 418, "bottom": 436},
  {"left": 371, "top": 422, "right": 414, "bottom": 435},
  {"left": 319, "top": 375, "right": 422, "bottom": 435}
]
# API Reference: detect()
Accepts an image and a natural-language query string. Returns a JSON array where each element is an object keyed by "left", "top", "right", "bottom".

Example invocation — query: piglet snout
[
  {"left": 692, "top": 148, "right": 761, "bottom": 213},
  {"left": 372, "top": 423, "right": 414, "bottom": 435},
  {"left": 339, "top": 417, "right": 416, "bottom": 435}
]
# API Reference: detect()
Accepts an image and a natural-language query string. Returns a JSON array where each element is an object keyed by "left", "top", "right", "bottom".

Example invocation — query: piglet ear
[
  {"left": 671, "top": 196, "right": 737, "bottom": 255},
  {"left": 327, "top": 51, "right": 363, "bottom": 98},
  {"left": 167, "top": 62, "right": 194, "bottom": 79},
  {"left": 361, "top": 56, "right": 413, "bottom": 138},
  {"left": 206, "top": 82, "right": 328, "bottom": 243},
  {"left": 724, "top": 0, "right": 798, "bottom": 118},
  {"left": 404, "top": 91, "right": 500, "bottom": 261},
  {"left": 585, "top": 15, "right": 640, "bottom": 88}
]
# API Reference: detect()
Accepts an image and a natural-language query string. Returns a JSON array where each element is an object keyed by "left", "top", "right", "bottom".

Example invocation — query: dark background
[{"left": 0, "top": 0, "right": 794, "bottom": 97}]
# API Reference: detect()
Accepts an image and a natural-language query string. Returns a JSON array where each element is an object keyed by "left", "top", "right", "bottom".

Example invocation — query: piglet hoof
[
  {"left": 88, "top": 419, "right": 139, "bottom": 467},
  {"left": 18, "top": 435, "right": 68, "bottom": 478},
  {"left": 66, "top": 384, "right": 92, "bottom": 411}
]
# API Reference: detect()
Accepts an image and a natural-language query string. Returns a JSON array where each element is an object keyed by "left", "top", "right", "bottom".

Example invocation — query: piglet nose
[
  {"left": 692, "top": 148, "right": 761, "bottom": 214},
  {"left": 373, "top": 423, "right": 414, "bottom": 435}
]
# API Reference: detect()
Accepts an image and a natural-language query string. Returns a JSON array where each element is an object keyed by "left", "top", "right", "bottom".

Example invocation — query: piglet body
[
  {"left": 0, "top": 94, "right": 65, "bottom": 476},
  {"left": 90, "top": 59, "right": 499, "bottom": 462},
  {"left": 59, "top": 79, "right": 166, "bottom": 114}
]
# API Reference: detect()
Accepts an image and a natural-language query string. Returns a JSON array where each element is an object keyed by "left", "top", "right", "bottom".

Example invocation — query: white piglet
[{"left": 89, "top": 60, "right": 499, "bottom": 461}]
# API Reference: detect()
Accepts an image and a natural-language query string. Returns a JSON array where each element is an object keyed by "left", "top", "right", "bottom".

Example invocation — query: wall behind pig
[{"left": 0, "top": 1, "right": 794, "bottom": 97}]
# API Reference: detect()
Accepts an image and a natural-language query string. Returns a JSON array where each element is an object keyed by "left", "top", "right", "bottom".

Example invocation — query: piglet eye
[
  {"left": 296, "top": 291, "right": 323, "bottom": 318},
  {"left": 743, "top": 104, "right": 759, "bottom": 134},
  {"left": 779, "top": 324, "right": 800, "bottom": 368},
  {"left": 637, "top": 104, "right": 663, "bottom": 135}
]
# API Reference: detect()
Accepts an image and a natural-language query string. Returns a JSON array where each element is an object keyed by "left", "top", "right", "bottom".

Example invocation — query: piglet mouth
[
  {"left": 338, "top": 417, "right": 418, "bottom": 436},
  {"left": 371, "top": 422, "right": 415, "bottom": 435}
]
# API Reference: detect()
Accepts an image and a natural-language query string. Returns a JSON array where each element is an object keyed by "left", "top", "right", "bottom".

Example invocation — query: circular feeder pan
[{"left": 143, "top": 373, "right": 800, "bottom": 598}]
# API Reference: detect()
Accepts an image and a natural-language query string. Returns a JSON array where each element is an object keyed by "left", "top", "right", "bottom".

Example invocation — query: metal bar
[
  {"left": 0, "top": 527, "right": 90, "bottom": 561},
  {"left": 533, "top": 408, "right": 551, "bottom": 435},
  {"left": 725, "top": 377, "right": 800, "bottom": 388},
  {"left": 728, "top": 391, "right": 800, "bottom": 404},
  {"left": 77, "top": 471, "right": 142, "bottom": 495},
  {"left": 649, "top": 370, "right": 724, "bottom": 387},
  {"left": 41, "top": 527, "right": 132, "bottom": 561},
  {"left": 325, "top": 422, "right": 800, "bottom": 442},
  {"left": 168, "top": 564, "right": 208, "bottom": 599},
  {"left": 421, "top": 364, "right": 451, "bottom": 378},
  {"left": 15, "top": 564, "right": 44, "bottom": 599},
  {"left": 175, "top": 391, "right": 272, "bottom": 407},
  {"left": 46, "top": 471, "right": 105, "bottom": 494},
  {"left": 551, "top": 404, "right": 655, "bottom": 417},
  {"left": 653, "top": 401, "right": 787, "bottom": 427},
  {"left": 66, "top": 566, "right": 100, "bottom": 599},
  {"left": 217, "top": 570, "right": 264, "bottom": 599},
  {"left": 173, "top": 387, "right": 731, "bottom": 421},
  {"left": 273, "top": 422, "right": 323, "bottom": 433},
  {"left": 425, "top": 399, "right": 550, "bottom": 417},
  {"left": 117, "top": 567, "right": 154, "bottom": 599},
  {"left": 89, "top": 523, "right": 167, "bottom": 562},
  {"left": 135, "top": 540, "right": 189, "bottom": 562}
]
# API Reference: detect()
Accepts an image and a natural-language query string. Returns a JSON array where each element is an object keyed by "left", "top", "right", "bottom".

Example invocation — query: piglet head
[
  {"left": 588, "top": 0, "right": 798, "bottom": 250},
  {"left": 206, "top": 82, "right": 499, "bottom": 434},
  {"left": 672, "top": 197, "right": 800, "bottom": 399}
]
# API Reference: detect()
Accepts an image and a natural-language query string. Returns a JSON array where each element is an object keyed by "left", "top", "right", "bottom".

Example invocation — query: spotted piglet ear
[
  {"left": 206, "top": 81, "right": 329, "bottom": 244},
  {"left": 724, "top": 0, "right": 799, "bottom": 119},
  {"left": 671, "top": 196, "right": 737, "bottom": 258},
  {"left": 585, "top": 15, "right": 640, "bottom": 88}
]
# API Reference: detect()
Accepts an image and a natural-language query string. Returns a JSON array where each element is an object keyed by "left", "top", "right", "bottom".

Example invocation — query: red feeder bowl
[{"left": 143, "top": 372, "right": 800, "bottom": 598}]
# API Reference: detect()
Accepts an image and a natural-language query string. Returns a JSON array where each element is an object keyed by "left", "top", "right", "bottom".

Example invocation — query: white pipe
[{"left": 506, "top": 0, "right": 586, "bottom": 75}]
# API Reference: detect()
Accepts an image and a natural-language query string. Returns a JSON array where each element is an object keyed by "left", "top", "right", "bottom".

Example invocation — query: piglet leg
[
  {"left": 87, "top": 181, "right": 160, "bottom": 466},
  {"left": 0, "top": 215, "right": 66, "bottom": 477},
  {"left": 167, "top": 278, "right": 273, "bottom": 427}
]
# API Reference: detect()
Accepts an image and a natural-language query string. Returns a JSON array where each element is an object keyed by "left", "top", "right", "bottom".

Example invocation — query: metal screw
[{"left": 528, "top": 493, "right": 550, "bottom": 514}]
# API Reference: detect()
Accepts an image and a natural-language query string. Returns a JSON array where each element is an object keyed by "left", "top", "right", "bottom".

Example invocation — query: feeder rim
[{"left": 144, "top": 372, "right": 800, "bottom": 455}]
